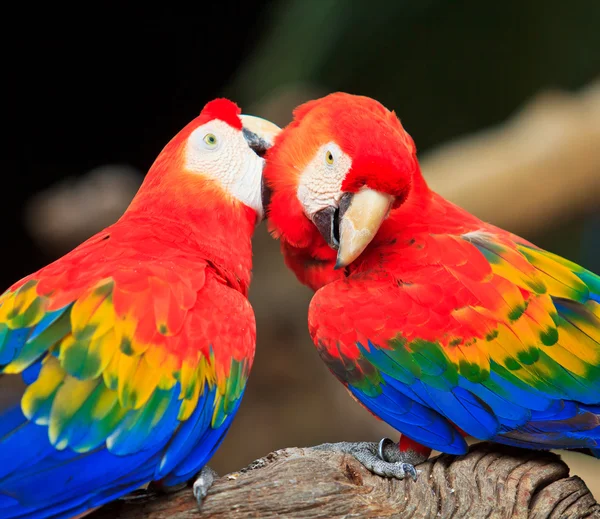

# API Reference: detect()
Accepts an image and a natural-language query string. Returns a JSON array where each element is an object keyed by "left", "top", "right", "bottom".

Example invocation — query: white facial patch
[
  {"left": 296, "top": 142, "right": 352, "bottom": 217},
  {"left": 185, "top": 119, "right": 264, "bottom": 219}
]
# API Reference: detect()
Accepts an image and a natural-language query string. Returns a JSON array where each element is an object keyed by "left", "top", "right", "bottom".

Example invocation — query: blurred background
[{"left": 4, "top": 0, "right": 600, "bottom": 499}]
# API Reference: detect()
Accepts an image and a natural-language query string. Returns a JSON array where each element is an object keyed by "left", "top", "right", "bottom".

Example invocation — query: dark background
[
  {"left": 3, "top": 0, "right": 600, "bottom": 496},
  {"left": 3, "top": 3, "right": 278, "bottom": 286}
]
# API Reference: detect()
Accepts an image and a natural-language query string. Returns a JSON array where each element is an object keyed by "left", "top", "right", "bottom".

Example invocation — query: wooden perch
[{"left": 90, "top": 442, "right": 600, "bottom": 519}]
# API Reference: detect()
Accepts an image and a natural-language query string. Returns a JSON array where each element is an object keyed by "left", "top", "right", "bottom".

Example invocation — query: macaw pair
[{"left": 1, "top": 93, "right": 599, "bottom": 519}]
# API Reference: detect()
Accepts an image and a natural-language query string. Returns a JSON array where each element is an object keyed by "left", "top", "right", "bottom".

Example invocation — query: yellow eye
[
  {"left": 204, "top": 133, "right": 218, "bottom": 147},
  {"left": 325, "top": 150, "right": 334, "bottom": 165}
]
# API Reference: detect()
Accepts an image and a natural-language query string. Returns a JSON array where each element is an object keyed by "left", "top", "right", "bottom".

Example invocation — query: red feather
[
  {"left": 197, "top": 98, "right": 243, "bottom": 130},
  {"left": 265, "top": 92, "right": 600, "bottom": 457}
]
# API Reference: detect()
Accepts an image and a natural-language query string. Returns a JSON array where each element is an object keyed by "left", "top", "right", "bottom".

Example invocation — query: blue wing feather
[
  {"left": 107, "top": 387, "right": 182, "bottom": 456},
  {"left": 348, "top": 383, "right": 468, "bottom": 454},
  {"left": 458, "top": 376, "right": 530, "bottom": 423},
  {"left": 336, "top": 329, "right": 600, "bottom": 453},
  {"left": 164, "top": 396, "right": 243, "bottom": 484},
  {"left": 156, "top": 384, "right": 218, "bottom": 480},
  {"left": 0, "top": 382, "right": 243, "bottom": 518}
]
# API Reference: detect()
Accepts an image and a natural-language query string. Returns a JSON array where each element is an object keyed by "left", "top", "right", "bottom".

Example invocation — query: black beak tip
[
  {"left": 242, "top": 128, "right": 270, "bottom": 158},
  {"left": 333, "top": 258, "right": 345, "bottom": 270},
  {"left": 311, "top": 193, "right": 353, "bottom": 252},
  {"left": 312, "top": 206, "right": 338, "bottom": 251}
]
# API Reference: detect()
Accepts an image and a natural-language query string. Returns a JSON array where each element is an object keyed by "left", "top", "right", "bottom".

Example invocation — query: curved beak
[
  {"left": 239, "top": 114, "right": 282, "bottom": 213},
  {"left": 312, "top": 188, "right": 394, "bottom": 269},
  {"left": 239, "top": 114, "right": 281, "bottom": 157},
  {"left": 336, "top": 188, "right": 394, "bottom": 268}
]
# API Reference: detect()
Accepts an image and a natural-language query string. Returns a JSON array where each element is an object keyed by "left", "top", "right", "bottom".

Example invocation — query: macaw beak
[
  {"left": 239, "top": 114, "right": 281, "bottom": 213},
  {"left": 239, "top": 114, "right": 281, "bottom": 157},
  {"left": 335, "top": 188, "right": 394, "bottom": 268},
  {"left": 312, "top": 188, "right": 394, "bottom": 269}
]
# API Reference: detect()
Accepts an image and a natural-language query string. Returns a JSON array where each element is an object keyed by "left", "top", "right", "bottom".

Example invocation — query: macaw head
[
  {"left": 129, "top": 98, "right": 281, "bottom": 224},
  {"left": 263, "top": 92, "right": 421, "bottom": 268}
]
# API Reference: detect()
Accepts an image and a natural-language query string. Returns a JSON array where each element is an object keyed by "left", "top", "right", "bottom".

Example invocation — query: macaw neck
[
  {"left": 350, "top": 169, "right": 486, "bottom": 274},
  {"left": 284, "top": 167, "right": 486, "bottom": 292},
  {"left": 123, "top": 170, "right": 257, "bottom": 294},
  {"left": 383, "top": 169, "right": 482, "bottom": 236}
]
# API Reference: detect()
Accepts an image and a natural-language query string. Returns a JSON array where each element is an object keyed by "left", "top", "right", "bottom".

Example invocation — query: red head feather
[
  {"left": 264, "top": 92, "right": 427, "bottom": 252},
  {"left": 265, "top": 93, "right": 421, "bottom": 203},
  {"left": 196, "top": 98, "right": 243, "bottom": 130},
  {"left": 135, "top": 98, "right": 243, "bottom": 181},
  {"left": 124, "top": 97, "right": 257, "bottom": 277},
  {"left": 134, "top": 98, "right": 244, "bottom": 192}
]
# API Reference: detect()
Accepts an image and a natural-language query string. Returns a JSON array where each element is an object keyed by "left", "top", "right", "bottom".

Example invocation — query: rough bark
[{"left": 90, "top": 442, "right": 600, "bottom": 518}]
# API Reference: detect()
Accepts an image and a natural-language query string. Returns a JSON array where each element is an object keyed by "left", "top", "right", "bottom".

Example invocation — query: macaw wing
[
  {"left": 308, "top": 230, "right": 600, "bottom": 454},
  {"left": 0, "top": 243, "right": 254, "bottom": 517}
]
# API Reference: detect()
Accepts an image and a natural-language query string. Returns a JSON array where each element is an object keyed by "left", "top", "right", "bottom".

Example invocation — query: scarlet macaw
[
  {"left": 263, "top": 92, "right": 600, "bottom": 479},
  {"left": 0, "top": 98, "right": 280, "bottom": 517}
]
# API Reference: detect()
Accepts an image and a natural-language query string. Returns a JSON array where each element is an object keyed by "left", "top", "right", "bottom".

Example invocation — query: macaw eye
[
  {"left": 325, "top": 150, "right": 334, "bottom": 165},
  {"left": 203, "top": 133, "right": 218, "bottom": 148}
]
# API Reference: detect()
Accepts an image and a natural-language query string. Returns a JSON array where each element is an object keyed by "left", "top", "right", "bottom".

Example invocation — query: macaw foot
[
  {"left": 312, "top": 437, "right": 427, "bottom": 480},
  {"left": 193, "top": 466, "right": 218, "bottom": 509}
]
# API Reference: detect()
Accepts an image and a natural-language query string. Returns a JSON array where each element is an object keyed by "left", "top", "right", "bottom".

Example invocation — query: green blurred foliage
[{"left": 230, "top": 0, "right": 599, "bottom": 151}]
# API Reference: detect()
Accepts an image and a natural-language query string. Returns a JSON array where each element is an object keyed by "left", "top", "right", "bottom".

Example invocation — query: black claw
[
  {"left": 193, "top": 466, "right": 218, "bottom": 509},
  {"left": 404, "top": 463, "right": 418, "bottom": 481},
  {"left": 378, "top": 437, "right": 395, "bottom": 461}
]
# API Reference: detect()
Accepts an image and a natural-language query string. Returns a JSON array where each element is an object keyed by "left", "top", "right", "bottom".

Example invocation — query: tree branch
[{"left": 90, "top": 442, "right": 600, "bottom": 518}]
